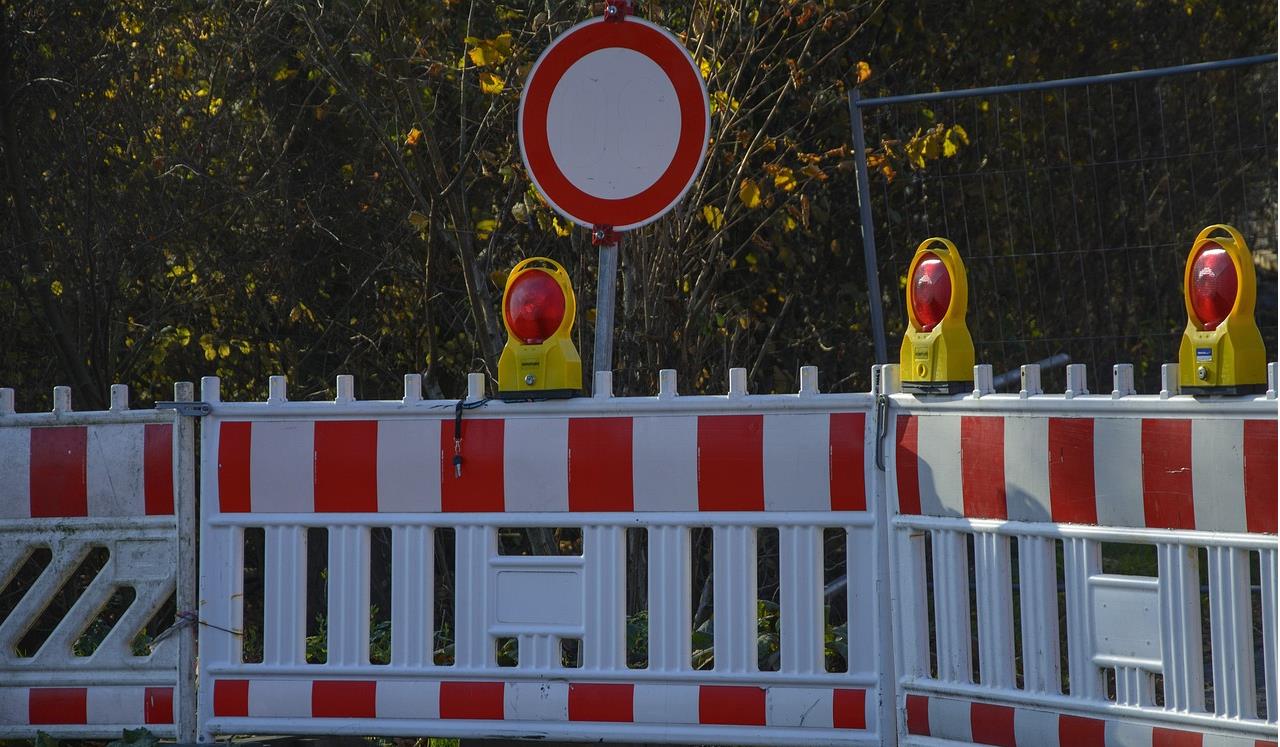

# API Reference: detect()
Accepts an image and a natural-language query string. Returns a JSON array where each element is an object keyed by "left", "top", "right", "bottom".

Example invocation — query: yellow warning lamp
[
  {"left": 497, "top": 257, "right": 582, "bottom": 400},
  {"left": 900, "top": 237, "right": 975, "bottom": 395},
  {"left": 1178, "top": 224, "right": 1266, "bottom": 395}
]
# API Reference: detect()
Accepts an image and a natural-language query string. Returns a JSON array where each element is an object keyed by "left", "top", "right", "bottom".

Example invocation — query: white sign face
[
  {"left": 519, "top": 17, "right": 709, "bottom": 231},
  {"left": 545, "top": 48, "right": 681, "bottom": 201}
]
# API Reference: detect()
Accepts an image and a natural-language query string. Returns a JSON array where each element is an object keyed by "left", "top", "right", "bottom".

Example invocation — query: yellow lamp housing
[
  {"left": 497, "top": 257, "right": 582, "bottom": 400},
  {"left": 1178, "top": 224, "right": 1266, "bottom": 395},
  {"left": 899, "top": 237, "right": 975, "bottom": 395}
]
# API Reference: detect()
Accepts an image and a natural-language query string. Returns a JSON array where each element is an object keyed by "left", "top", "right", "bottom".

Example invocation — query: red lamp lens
[
  {"left": 505, "top": 269, "right": 566, "bottom": 344},
  {"left": 910, "top": 253, "right": 952, "bottom": 332},
  {"left": 1188, "top": 242, "right": 1237, "bottom": 331}
]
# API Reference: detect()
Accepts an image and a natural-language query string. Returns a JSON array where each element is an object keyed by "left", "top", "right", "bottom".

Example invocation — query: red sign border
[{"left": 518, "top": 17, "right": 710, "bottom": 231}]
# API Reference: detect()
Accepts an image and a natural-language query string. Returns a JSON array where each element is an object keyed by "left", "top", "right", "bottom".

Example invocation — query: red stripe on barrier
[
  {"left": 314, "top": 421, "right": 379, "bottom": 512},
  {"left": 1048, "top": 418, "right": 1097, "bottom": 524},
  {"left": 832, "top": 688, "right": 866, "bottom": 729},
  {"left": 969, "top": 702, "right": 1015, "bottom": 747},
  {"left": 29, "top": 687, "right": 87, "bottom": 724},
  {"left": 213, "top": 680, "right": 249, "bottom": 717},
  {"left": 218, "top": 422, "right": 252, "bottom": 513},
  {"left": 895, "top": 416, "right": 922, "bottom": 515},
  {"left": 440, "top": 420, "right": 504, "bottom": 512},
  {"left": 439, "top": 681, "right": 504, "bottom": 720},
  {"left": 1256, "top": 740, "right": 1279, "bottom": 747},
  {"left": 143, "top": 424, "right": 175, "bottom": 515},
  {"left": 829, "top": 414, "right": 866, "bottom": 511},
  {"left": 568, "top": 418, "right": 633, "bottom": 511},
  {"left": 568, "top": 682, "right": 633, "bottom": 722},
  {"left": 29, "top": 426, "right": 87, "bottom": 518},
  {"left": 1058, "top": 714, "right": 1104, "bottom": 746},
  {"left": 1141, "top": 419, "right": 1195, "bottom": 529},
  {"left": 144, "top": 686, "right": 174, "bottom": 725},
  {"left": 1244, "top": 419, "right": 1277, "bottom": 534},
  {"left": 904, "top": 694, "right": 930, "bottom": 736},
  {"left": 1152, "top": 726, "right": 1203, "bottom": 747},
  {"left": 313, "top": 680, "right": 377, "bottom": 718},
  {"left": 697, "top": 685, "right": 764, "bottom": 726},
  {"left": 696, "top": 415, "right": 764, "bottom": 511},
  {"left": 961, "top": 416, "right": 1006, "bottom": 519}
]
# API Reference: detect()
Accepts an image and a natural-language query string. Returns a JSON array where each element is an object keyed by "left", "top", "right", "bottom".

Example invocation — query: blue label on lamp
[{"left": 1195, "top": 347, "right": 1212, "bottom": 362}]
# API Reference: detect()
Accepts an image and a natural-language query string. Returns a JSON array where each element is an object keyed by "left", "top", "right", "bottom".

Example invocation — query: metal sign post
[
  {"left": 517, "top": 4, "right": 709, "bottom": 379},
  {"left": 592, "top": 226, "right": 620, "bottom": 374}
]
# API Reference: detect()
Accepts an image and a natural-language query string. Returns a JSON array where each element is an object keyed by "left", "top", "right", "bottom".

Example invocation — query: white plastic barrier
[
  {"left": 884, "top": 363, "right": 1279, "bottom": 747},
  {"left": 0, "top": 384, "right": 196, "bottom": 741},
  {"left": 195, "top": 369, "right": 893, "bottom": 745}
]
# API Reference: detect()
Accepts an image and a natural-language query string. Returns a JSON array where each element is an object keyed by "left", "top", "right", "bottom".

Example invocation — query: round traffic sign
[{"left": 519, "top": 16, "right": 710, "bottom": 231}]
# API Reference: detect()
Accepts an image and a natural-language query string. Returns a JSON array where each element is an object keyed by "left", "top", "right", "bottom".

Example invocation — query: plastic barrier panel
[
  {"left": 0, "top": 385, "right": 194, "bottom": 741},
  {"left": 195, "top": 369, "right": 890, "bottom": 745},
  {"left": 883, "top": 363, "right": 1279, "bottom": 747}
]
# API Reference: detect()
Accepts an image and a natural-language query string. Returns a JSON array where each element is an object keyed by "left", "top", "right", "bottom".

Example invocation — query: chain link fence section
[{"left": 851, "top": 56, "right": 1278, "bottom": 394}]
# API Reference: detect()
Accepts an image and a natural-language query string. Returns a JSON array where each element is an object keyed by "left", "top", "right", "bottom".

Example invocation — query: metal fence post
[
  {"left": 847, "top": 87, "right": 889, "bottom": 365},
  {"left": 173, "top": 381, "right": 198, "bottom": 744}
]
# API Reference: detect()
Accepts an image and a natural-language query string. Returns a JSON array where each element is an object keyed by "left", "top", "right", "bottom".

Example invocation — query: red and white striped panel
[
  {"left": 214, "top": 413, "right": 869, "bottom": 513},
  {"left": 0, "top": 424, "right": 174, "bottom": 519},
  {"left": 894, "top": 415, "right": 1277, "bottom": 534},
  {"left": 903, "top": 693, "right": 1275, "bottom": 747},
  {"left": 210, "top": 679, "right": 870, "bottom": 730},
  {"left": 0, "top": 686, "right": 173, "bottom": 727}
]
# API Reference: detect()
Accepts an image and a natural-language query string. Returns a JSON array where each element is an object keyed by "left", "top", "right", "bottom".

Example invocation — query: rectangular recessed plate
[
  {"left": 1089, "top": 573, "right": 1161, "bottom": 666},
  {"left": 495, "top": 569, "right": 583, "bottom": 628}
]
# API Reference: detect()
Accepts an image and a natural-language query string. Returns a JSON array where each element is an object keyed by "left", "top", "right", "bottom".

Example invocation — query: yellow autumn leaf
[
  {"left": 468, "top": 33, "right": 513, "bottom": 67},
  {"left": 783, "top": 215, "right": 798, "bottom": 232},
  {"left": 710, "top": 91, "right": 739, "bottom": 115},
  {"left": 408, "top": 210, "right": 430, "bottom": 229},
  {"left": 474, "top": 218, "right": 498, "bottom": 240},
  {"left": 218, "top": 342, "right": 231, "bottom": 358},
  {"left": 855, "top": 61, "right": 872, "bottom": 84},
  {"left": 478, "top": 72, "right": 505, "bottom": 95},
  {"left": 702, "top": 204, "right": 725, "bottom": 230},
  {"left": 50, "top": 280, "right": 63, "bottom": 296},
  {"left": 552, "top": 217, "right": 571, "bottom": 237},
  {"left": 738, "top": 178, "right": 761, "bottom": 208},
  {"left": 404, "top": 127, "right": 423, "bottom": 146},
  {"left": 943, "top": 124, "right": 969, "bottom": 157},
  {"left": 773, "top": 166, "right": 797, "bottom": 192}
]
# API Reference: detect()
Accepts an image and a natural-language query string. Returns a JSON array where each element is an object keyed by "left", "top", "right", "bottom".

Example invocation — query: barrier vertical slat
[
  {"left": 1261, "top": 547, "right": 1277, "bottom": 722},
  {"left": 778, "top": 525, "right": 823, "bottom": 674},
  {"left": 455, "top": 526, "right": 495, "bottom": 668},
  {"left": 197, "top": 526, "right": 242, "bottom": 740},
  {"left": 328, "top": 525, "right": 371, "bottom": 666},
  {"left": 847, "top": 526, "right": 878, "bottom": 676},
  {"left": 713, "top": 525, "right": 758, "bottom": 674},
  {"left": 1114, "top": 665, "right": 1152, "bottom": 707},
  {"left": 519, "top": 632, "right": 557, "bottom": 670},
  {"left": 1157, "top": 543, "right": 1204, "bottom": 712},
  {"left": 1207, "top": 545, "right": 1257, "bottom": 718},
  {"left": 391, "top": 525, "right": 434, "bottom": 668},
  {"left": 264, "top": 526, "right": 307, "bottom": 665},
  {"left": 648, "top": 525, "right": 691, "bottom": 673},
  {"left": 931, "top": 529, "right": 972, "bottom": 683},
  {"left": 1018, "top": 535, "right": 1061, "bottom": 693},
  {"left": 583, "top": 525, "right": 625, "bottom": 671},
  {"left": 1063, "top": 536, "right": 1103, "bottom": 699},
  {"left": 974, "top": 531, "right": 1015, "bottom": 688},
  {"left": 894, "top": 530, "right": 930, "bottom": 678},
  {"left": 174, "top": 382, "right": 197, "bottom": 744}
]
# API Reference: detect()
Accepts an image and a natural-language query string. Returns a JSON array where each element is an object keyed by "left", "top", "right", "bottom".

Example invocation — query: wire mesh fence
[{"left": 853, "top": 57, "right": 1278, "bottom": 394}]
